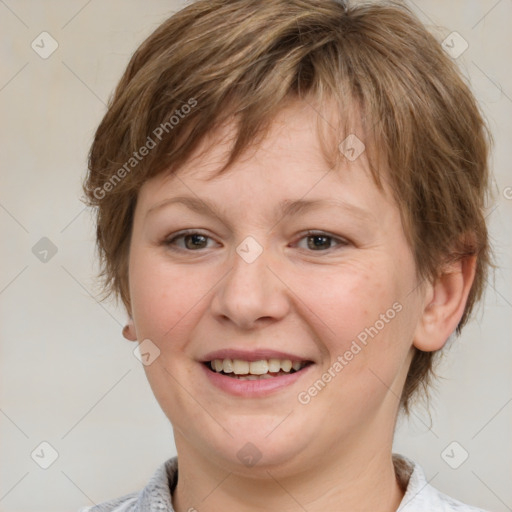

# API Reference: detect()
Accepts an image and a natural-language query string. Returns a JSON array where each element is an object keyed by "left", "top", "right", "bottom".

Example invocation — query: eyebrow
[{"left": 145, "top": 195, "right": 373, "bottom": 224}]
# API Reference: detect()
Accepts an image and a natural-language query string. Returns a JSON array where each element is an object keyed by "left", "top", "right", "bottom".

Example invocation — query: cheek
[
  {"left": 303, "top": 260, "right": 397, "bottom": 345},
  {"left": 128, "top": 249, "right": 195, "bottom": 343},
  {"left": 301, "top": 258, "right": 413, "bottom": 391}
]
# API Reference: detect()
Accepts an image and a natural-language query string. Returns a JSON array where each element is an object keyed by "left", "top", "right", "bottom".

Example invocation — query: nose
[{"left": 210, "top": 242, "right": 290, "bottom": 330}]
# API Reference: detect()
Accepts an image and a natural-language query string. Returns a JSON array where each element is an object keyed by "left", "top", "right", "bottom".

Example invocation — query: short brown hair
[{"left": 83, "top": 0, "right": 492, "bottom": 412}]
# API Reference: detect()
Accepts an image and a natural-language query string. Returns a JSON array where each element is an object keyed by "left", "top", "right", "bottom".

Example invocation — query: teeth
[
  {"left": 268, "top": 358, "right": 281, "bottom": 372},
  {"left": 209, "top": 358, "right": 308, "bottom": 376},
  {"left": 249, "top": 360, "right": 268, "bottom": 375},
  {"left": 280, "top": 359, "right": 292, "bottom": 372},
  {"left": 233, "top": 360, "right": 250, "bottom": 375},
  {"left": 222, "top": 358, "right": 233, "bottom": 373}
]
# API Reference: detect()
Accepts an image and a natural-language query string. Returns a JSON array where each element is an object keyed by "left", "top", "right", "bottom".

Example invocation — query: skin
[{"left": 123, "top": 100, "right": 476, "bottom": 512}]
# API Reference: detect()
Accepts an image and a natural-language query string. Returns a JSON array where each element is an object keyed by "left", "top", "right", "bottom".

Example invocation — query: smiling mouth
[{"left": 204, "top": 358, "right": 313, "bottom": 380}]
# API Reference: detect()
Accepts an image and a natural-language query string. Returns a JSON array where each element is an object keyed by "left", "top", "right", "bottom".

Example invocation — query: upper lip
[{"left": 200, "top": 349, "right": 314, "bottom": 363}]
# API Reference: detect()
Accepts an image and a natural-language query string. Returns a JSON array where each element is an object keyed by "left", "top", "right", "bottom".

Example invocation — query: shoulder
[
  {"left": 394, "top": 453, "right": 490, "bottom": 512},
  {"left": 78, "top": 457, "right": 178, "bottom": 512}
]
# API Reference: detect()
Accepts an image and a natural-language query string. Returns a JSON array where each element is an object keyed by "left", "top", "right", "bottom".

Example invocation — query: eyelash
[{"left": 163, "top": 230, "right": 349, "bottom": 253}]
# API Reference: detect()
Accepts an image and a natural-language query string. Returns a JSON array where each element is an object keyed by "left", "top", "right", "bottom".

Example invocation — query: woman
[{"left": 81, "top": 0, "right": 492, "bottom": 510}]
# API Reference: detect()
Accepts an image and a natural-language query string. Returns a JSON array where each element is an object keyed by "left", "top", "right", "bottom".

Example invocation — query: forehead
[{"left": 137, "top": 99, "right": 395, "bottom": 219}]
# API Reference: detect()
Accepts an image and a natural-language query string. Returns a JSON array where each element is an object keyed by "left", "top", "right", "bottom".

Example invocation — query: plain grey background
[{"left": 0, "top": 1, "right": 511, "bottom": 511}]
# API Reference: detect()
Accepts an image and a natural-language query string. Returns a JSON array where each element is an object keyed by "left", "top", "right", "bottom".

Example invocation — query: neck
[{"left": 172, "top": 436, "right": 404, "bottom": 512}]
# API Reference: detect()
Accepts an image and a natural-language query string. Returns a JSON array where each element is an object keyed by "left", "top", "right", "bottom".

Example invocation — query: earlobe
[
  {"left": 122, "top": 317, "right": 138, "bottom": 342},
  {"left": 413, "top": 255, "right": 477, "bottom": 352}
]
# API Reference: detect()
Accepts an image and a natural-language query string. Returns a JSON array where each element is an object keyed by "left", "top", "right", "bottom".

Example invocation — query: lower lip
[{"left": 201, "top": 363, "right": 314, "bottom": 397}]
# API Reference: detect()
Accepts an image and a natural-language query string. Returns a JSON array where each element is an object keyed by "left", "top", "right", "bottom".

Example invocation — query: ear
[
  {"left": 122, "top": 317, "right": 138, "bottom": 342},
  {"left": 413, "top": 255, "right": 477, "bottom": 352}
]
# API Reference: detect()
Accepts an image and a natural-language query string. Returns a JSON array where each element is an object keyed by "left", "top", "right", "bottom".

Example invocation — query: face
[{"left": 127, "top": 101, "right": 425, "bottom": 476}]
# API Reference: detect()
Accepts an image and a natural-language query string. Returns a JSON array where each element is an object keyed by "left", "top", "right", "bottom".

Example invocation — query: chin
[{"left": 199, "top": 418, "right": 317, "bottom": 475}]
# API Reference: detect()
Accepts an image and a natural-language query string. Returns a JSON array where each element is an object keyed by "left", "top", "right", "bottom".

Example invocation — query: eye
[
  {"left": 163, "top": 229, "right": 348, "bottom": 253},
  {"left": 295, "top": 230, "right": 348, "bottom": 251},
  {"left": 164, "top": 230, "right": 217, "bottom": 251}
]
